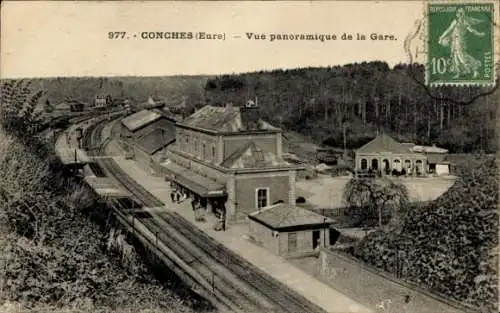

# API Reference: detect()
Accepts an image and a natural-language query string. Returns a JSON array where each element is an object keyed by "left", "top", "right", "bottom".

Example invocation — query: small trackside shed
[{"left": 247, "top": 204, "right": 336, "bottom": 258}]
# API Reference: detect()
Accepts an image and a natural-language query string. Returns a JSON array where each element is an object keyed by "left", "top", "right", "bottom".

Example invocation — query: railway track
[
  {"left": 158, "top": 211, "right": 326, "bottom": 313},
  {"left": 82, "top": 118, "right": 328, "bottom": 313},
  {"left": 82, "top": 121, "right": 266, "bottom": 313}
]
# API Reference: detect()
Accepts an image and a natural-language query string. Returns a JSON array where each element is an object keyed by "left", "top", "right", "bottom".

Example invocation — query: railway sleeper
[
  {"left": 116, "top": 210, "right": 261, "bottom": 312},
  {"left": 145, "top": 212, "right": 276, "bottom": 311},
  {"left": 113, "top": 210, "right": 245, "bottom": 313}
]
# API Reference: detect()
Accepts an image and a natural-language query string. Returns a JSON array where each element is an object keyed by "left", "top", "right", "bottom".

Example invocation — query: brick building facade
[{"left": 160, "top": 103, "right": 303, "bottom": 225}]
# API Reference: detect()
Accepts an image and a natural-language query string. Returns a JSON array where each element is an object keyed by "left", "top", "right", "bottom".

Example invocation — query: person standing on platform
[
  {"left": 221, "top": 212, "right": 226, "bottom": 231},
  {"left": 175, "top": 192, "right": 180, "bottom": 203},
  {"left": 170, "top": 191, "right": 175, "bottom": 203}
]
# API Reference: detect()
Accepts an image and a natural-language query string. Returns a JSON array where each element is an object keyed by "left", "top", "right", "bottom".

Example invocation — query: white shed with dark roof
[{"left": 247, "top": 204, "right": 338, "bottom": 258}]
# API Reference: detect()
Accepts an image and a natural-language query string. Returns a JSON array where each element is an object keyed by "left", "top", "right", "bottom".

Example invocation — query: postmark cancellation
[{"left": 425, "top": 1, "right": 497, "bottom": 87}]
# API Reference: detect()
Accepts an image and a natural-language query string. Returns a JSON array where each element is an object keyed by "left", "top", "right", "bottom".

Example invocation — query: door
[
  {"left": 329, "top": 229, "right": 341, "bottom": 245},
  {"left": 312, "top": 230, "right": 320, "bottom": 249}
]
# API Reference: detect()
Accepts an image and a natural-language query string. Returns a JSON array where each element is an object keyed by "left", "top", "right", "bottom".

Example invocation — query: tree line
[
  {"left": 6, "top": 61, "right": 497, "bottom": 154},
  {"left": 202, "top": 62, "right": 498, "bottom": 153}
]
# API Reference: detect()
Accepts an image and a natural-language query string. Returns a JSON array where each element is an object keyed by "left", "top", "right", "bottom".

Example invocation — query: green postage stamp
[{"left": 427, "top": 2, "right": 495, "bottom": 86}]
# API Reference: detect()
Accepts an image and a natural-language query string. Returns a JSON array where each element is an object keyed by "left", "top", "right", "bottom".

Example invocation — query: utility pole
[{"left": 323, "top": 217, "right": 327, "bottom": 247}]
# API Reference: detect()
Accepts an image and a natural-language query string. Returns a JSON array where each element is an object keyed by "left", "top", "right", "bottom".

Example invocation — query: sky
[{"left": 1, "top": 1, "right": 427, "bottom": 78}]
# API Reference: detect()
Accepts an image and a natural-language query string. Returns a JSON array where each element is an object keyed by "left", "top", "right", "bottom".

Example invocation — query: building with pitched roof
[
  {"left": 411, "top": 145, "right": 450, "bottom": 175},
  {"left": 355, "top": 134, "right": 450, "bottom": 176},
  {"left": 160, "top": 102, "right": 304, "bottom": 224},
  {"left": 248, "top": 204, "right": 337, "bottom": 257},
  {"left": 355, "top": 134, "right": 426, "bottom": 175},
  {"left": 119, "top": 109, "right": 176, "bottom": 170}
]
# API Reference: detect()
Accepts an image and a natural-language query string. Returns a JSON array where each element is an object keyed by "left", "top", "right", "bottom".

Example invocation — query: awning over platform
[{"left": 161, "top": 160, "right": 225, "bottom": 197}]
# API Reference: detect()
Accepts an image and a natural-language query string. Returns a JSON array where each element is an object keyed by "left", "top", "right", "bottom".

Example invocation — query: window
[
  {"left": 416, "top": 160, "right": 423, "bottom": 173},
  {"left": 256, "top": 188, "right": 269, "bottom": 208},
  {"left": 254, "top": 147, "right": 264, "bottom": 162},
  {"left": 361, "top": 159, "right": 367, "bottom": 170},
  {"left": 202, "top": 143, "right": 206, "bottom": 160},
  {"left": 371, "top": 159, "right": 379, "bottom": 170},
  {"left": 212, "top": 146, "right": 216, "bottom": 162},
  {"left": 405, "top": 160, "right": 411, "bottom": 169},
  {"left": 288, "top": 232, "right": 297, "bottom": 253}
]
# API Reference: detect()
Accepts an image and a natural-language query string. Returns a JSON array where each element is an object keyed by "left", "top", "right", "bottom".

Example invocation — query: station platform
[
  {"left": 104, "top": 139, "right": 372, "bottom": 313},
  {"left": 55, "top": 122, "right": 89, "bottom": 165}
]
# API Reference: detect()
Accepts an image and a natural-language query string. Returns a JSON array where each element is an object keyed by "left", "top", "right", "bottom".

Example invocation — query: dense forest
[
  {"left": 26, "top": 61, "right": 498, "bottom": 154},
  {"left": 202, "top": 62, "right": 498, "bottom": 153}
]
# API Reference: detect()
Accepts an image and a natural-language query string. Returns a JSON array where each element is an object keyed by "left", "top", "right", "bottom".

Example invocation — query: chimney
[{"left": 240, "top": 100, "right": 260, "bottom": 130}]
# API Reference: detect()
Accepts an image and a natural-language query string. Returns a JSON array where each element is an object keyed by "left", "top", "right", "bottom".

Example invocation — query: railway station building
[
  {"left": 247, "top": 203, "right": 337, "bottom": 258},
  {"left": 158, "top": 102, "right": 304, "bottom": 225},
  {"left": 354, "top": 134, "right": 450, "bottom": 177},
  {"left": 119, "top": 109, "right": 177, "bottom": 170},
  {"left": 355, "top": 134, "right": 426, "bottom": 176}
]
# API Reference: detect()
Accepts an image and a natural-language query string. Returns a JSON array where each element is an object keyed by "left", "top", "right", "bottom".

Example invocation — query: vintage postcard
[{"left": 0, "top": 1, "right": 498, "bottom": 313}]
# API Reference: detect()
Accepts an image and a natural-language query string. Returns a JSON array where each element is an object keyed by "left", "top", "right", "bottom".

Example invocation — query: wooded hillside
[
  {"left": 15, "top": 61, "right": 499, "bottom": 154},
  {"left": 203, "top": 63, "right": 498, "bottom": 153},
  {"left": 0, "top": 80, "right": 208, "bottom": 313}
]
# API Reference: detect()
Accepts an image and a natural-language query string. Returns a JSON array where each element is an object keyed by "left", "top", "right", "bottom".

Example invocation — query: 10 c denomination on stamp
[{"left": 427, "top": 2, "right": 495, "bottom": 86}]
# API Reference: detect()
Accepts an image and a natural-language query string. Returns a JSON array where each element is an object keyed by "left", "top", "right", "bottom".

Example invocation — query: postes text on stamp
[{"left": 427, "top": 2, "right": 495, "bottom": 86}]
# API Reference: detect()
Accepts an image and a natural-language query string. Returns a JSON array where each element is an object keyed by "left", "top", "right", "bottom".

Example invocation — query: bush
[
  {"left": 0, "top": 129, "right": 199, "bottom": 312},
  {"left": 352, "top": 155, "right": 498, "bottom": 312}
]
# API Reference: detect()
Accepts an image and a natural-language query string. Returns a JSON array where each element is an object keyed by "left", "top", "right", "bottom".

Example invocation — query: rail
[{"left": 81, "top": 116, "right": 329, "bottom": 313}]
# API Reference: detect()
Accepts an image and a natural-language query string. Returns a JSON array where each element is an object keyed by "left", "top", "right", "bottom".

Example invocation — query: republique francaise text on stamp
[{"left": 427, "top": 2, "right": 495, "bottom": 86}]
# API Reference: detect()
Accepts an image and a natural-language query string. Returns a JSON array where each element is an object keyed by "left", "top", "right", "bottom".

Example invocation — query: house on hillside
[
  {"left": 247, "top": 203, "right": 337, "bottom": 257},
  {"left": 119, "top": 109, "right": 177, "bottom": 169},
  {"left": 93, "top": 96, "right": 107, "bottom": 110},
  {"left": 354, "top": 134, "right": 450, "bottom": 176},
  {"left": 159, "top": 101, "right": 304, "bottom": 226},
  {"left": 55, "top": 100, "right": 86, "bottom": 112}
]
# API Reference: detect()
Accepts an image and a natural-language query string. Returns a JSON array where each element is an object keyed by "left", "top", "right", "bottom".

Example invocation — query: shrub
[
  {"left": 352, "top": 155, "right": 498, "bottom": 312},
  {"left": 0, "top": 127, "right": 199, "bottom": 312}
]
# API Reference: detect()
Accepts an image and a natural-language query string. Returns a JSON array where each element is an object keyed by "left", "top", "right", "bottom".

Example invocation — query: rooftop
[
  {"left": 135, "top": 128, "right": 176, "bottom": 155},
  {"left": 248, "top": 203, "right": 335, "bottom": 230},
  {"left": 412, "top": 145, "right": 449, "bottom": 154},
  {"left": 181, "top": 105, "right": 279, "bottom": 133},
  {"left": 161, "top": 159, "right": 225, "bottom": 197},
  {"left": 121, "top": 109, "right": 162, "bottom": 132},
  {"left": 356, "top": 134, "right": 416, "bottom": 154},
  {"left": 221, "top": 141, "right": 291, "bottom": 169}
]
